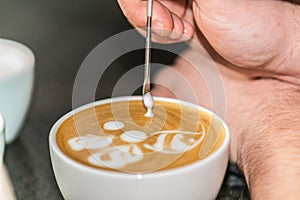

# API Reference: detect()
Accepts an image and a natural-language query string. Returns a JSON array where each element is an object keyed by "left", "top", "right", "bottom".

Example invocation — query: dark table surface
[{"left": 0, "top": 0, "right": 250, "bottom": 199}]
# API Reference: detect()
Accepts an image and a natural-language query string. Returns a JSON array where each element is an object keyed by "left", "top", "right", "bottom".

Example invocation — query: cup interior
[
  {"left": 49, "top": 96, "right": 230, "bottom": 176},
  {"left": 0, "top": 38, "right": 35, "bottom": 79}
]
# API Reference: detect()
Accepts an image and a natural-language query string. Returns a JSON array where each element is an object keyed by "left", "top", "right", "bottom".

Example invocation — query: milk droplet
[{"left": 143, "top": 92, "right": 154, "bottom": 117}]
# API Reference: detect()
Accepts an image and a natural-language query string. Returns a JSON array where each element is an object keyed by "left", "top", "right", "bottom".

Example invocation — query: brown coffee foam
[{"left": 56, "top": 100, "right": 225, "bottom": 173}]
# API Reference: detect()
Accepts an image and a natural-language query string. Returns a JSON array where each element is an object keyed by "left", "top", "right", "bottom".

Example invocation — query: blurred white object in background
[{"left": 0, "top": 38, "right": 35, "bottom": 143}]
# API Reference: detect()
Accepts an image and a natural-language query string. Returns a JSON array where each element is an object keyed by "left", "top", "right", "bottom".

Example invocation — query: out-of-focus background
[{"left": 0, "top": 0, "right": 249, "bottom": 199}]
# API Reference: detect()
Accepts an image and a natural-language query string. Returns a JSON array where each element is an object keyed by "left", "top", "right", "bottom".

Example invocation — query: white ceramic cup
[
  {"left": 0, "top": 38, "right": 35, "bottom": 143},
  {"left": 0, "top": 114, "right": 5, "bottom": 167},
  {"left": 49, "top": 96, "right": 230, "bottom": 200}
]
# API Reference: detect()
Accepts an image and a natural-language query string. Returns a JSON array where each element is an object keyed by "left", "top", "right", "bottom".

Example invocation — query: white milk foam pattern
[
  {"left": 68, "top": 121, "right": 205, "bottom": 169},
  {"left": 143, "top": 92, "right": 154, "bottom": 117}
]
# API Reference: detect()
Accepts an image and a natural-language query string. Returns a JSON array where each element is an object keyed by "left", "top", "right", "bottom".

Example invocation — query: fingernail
[
  {"left": 181, "top": 21, "right": 193, "bottom": 40},
  {"left": 193, "top": 1, "right": 199, "bottom": 14}
]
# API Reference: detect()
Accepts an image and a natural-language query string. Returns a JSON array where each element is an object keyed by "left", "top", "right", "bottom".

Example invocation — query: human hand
[
  {"left": 118, "top": 0, "right": 300, "bottom": 81},
  {"left": 117, "top": 0, "right": 194, "bottom": 42},
  {"left": 151, "top": 0, "right": 300, "bottom": 199},
  {"left": 118, "top": 0, "right": 300, "bottom": 199}
]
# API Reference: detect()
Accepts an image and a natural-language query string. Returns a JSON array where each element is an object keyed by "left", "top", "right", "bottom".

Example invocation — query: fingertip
[
  {"left": 182, "top": 20, "right": 194, "bottom": 40},
  {"left": 151, "top": 15, "right": 194, "bottom": 42},
  {"left": 168, "top": 13, "right": 185, "bottom": 40}
]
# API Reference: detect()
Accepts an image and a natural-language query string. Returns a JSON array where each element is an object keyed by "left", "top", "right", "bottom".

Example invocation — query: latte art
[
  {"left": 144, "top": 129, "right": 205, "bottom": 154},
  {"left": 68, "top": 134, "right": 114, "bottom": 151},
  {"left": 57, "top": 99, "right": 224, "bottom": 173},
  {"left": 68, "top": 127, "right": 205, "bottom": 169}
]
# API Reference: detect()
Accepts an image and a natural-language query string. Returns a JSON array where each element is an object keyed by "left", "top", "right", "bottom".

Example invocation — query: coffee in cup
[{"left": 56, "top": 97, "right": 225, "bottom": 173}]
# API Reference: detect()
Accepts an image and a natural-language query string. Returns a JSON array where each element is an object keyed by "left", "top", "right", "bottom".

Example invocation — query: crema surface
[{"left": 57, "top": 100, "right": 225, "bottom": 173}]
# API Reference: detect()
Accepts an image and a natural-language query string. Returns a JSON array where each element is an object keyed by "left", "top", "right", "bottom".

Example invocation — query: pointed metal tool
[
  {"left": 142, "top": 0, "right": 155, "bottom": 118},
  {"left": 142, "top": 0, "right": 153, "bottom": 96}
]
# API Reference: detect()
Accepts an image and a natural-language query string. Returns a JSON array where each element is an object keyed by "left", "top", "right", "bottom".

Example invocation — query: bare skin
[{"left": 117, "top": 0, "right": 300, "bottom": 199}]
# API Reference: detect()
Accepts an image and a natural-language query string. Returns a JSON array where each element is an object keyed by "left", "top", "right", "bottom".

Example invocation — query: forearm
[
  {"left": 232, "top": 78, "right": 300, "bottom": 199},
  {"left": 239, "top": 128, "right": 300, "bottom": 199}
]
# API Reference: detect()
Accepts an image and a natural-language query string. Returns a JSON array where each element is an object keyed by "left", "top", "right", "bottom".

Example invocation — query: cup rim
[
  {"left": 49, "top": 96, "right": 230, "bottom": 178},
  {"left": 0, "top": 38, "right": 35, "bottom": 79}
]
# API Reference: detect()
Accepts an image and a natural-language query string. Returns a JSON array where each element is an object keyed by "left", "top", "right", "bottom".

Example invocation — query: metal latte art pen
[{"left": 143, "top": 0, "right": 154, "bottom": 118}]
